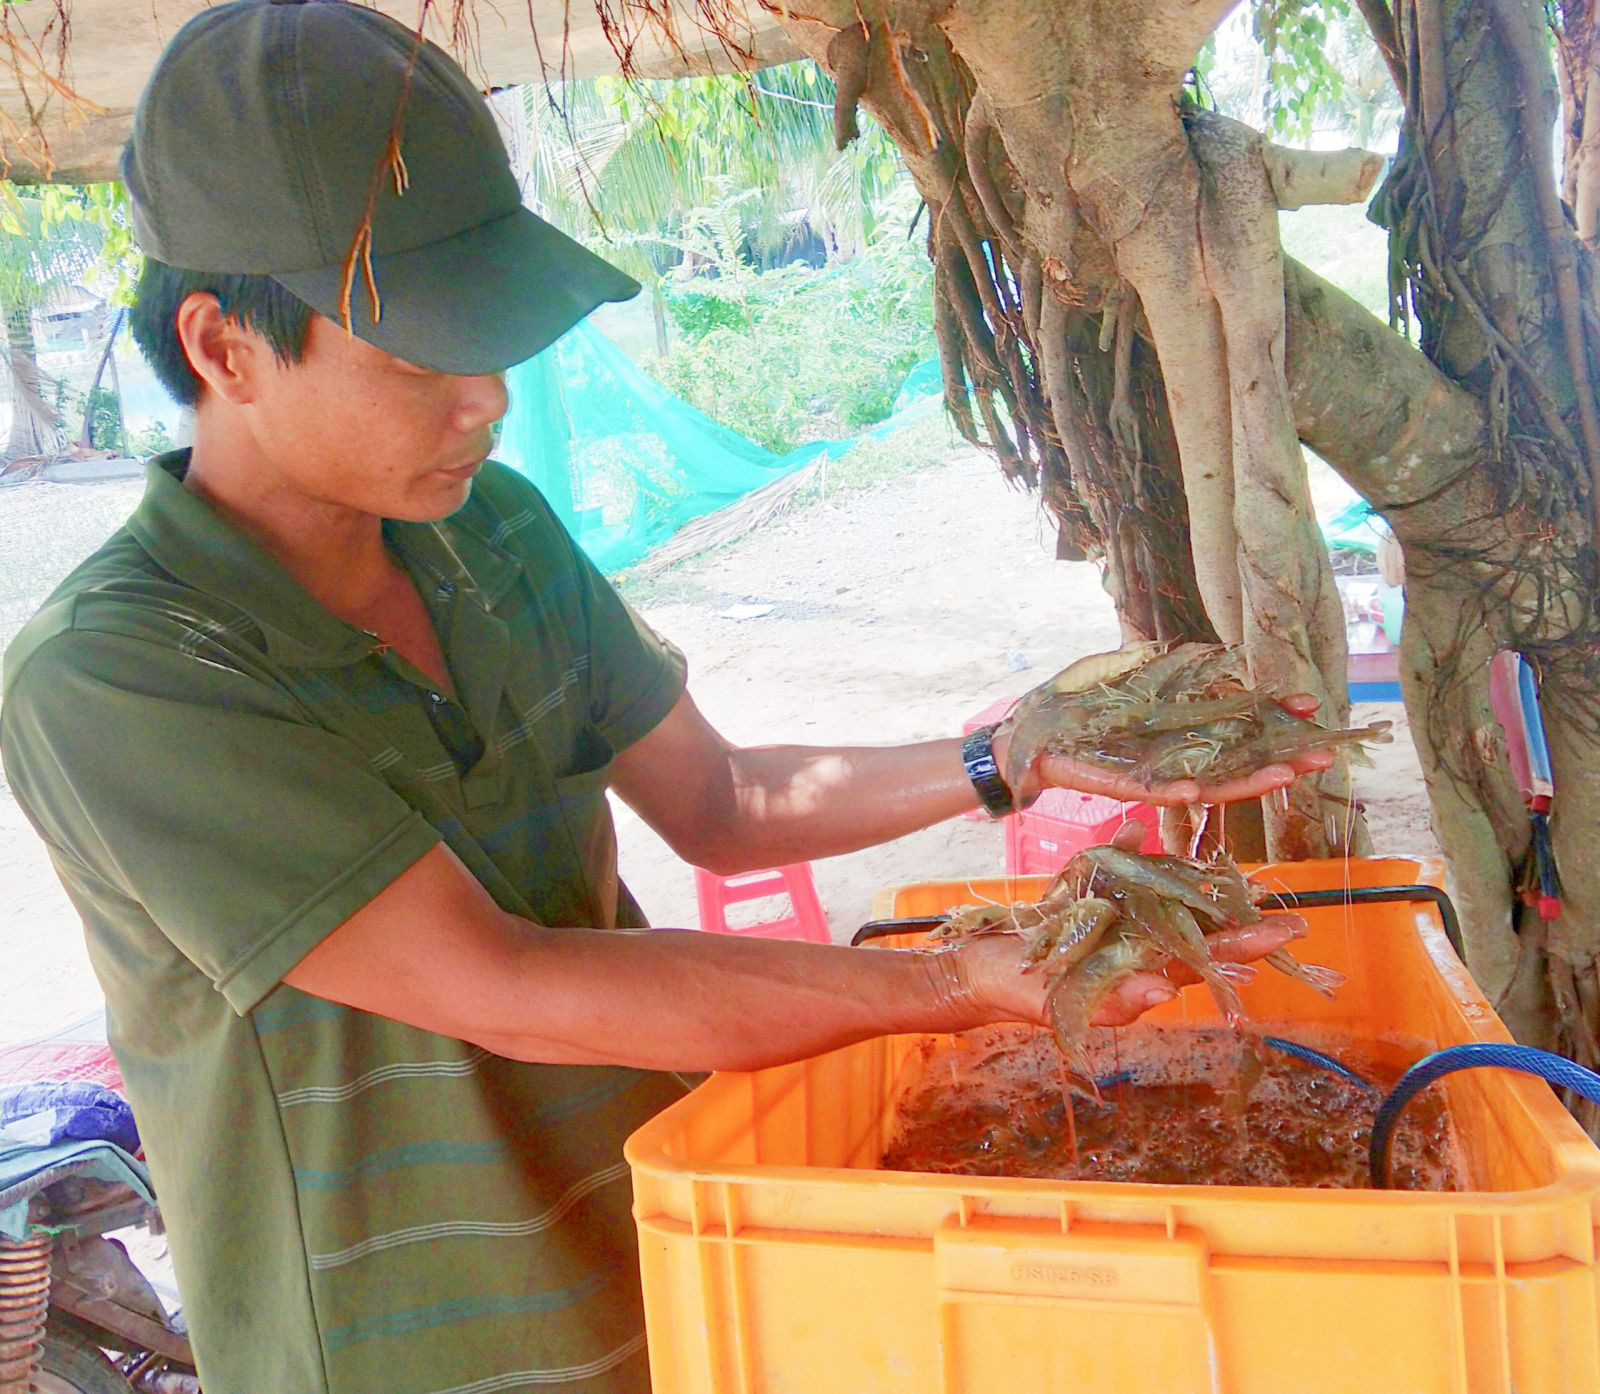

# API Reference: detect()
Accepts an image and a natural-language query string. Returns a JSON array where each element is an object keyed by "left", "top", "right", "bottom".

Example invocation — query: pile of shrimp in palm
[
  {"left": 999, "top": 639, "right": 1393, "bottom": 793},
  {"left": 937, "top": 846, "right": 1341, "bottom": 1099}
]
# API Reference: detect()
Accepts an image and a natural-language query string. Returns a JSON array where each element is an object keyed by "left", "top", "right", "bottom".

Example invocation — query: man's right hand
[{"left": 954, "top": 913, "right": 1305, "bottom": 1030}]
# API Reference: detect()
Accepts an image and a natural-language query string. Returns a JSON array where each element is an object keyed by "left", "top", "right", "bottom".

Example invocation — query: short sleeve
[
  {"left": 1, "top": 631, "right": 441, "bottom": 1014},
  {"left": 561, "top": 537, "right": 687, "bottom": 754}
]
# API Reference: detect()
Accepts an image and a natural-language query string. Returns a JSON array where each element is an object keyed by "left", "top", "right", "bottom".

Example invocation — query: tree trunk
[
  {"left": 77, "top": 307, "right": 124, "bottom": 450},
  {"left": 765, "top": 0, "right": 1600, "bottom": 1073},
  {"left": 1358, "top": 0, "right": 1600, "bottom": 1057},
  {"left": 651, "top": 284, "right": 670, "bottom": 358},
  {"left": 1559, "top": 1, "right": 1600, "bottom": 251},
  {"left": 103, "top": 344, "right": 124, "bottom": 452},
  {"left": 3, "top": 291, "right": 60, "bottom": 461},
  {"left": 775, "top": 0, "right": 1367, "bottom": 859}
]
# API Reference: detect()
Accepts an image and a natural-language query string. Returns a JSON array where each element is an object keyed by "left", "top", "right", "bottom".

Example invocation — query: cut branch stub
[
  {"left": 1264, "top": 143, "right": 1386, "bottom": 210},
  {"left": 826, "top": 20, "right": 868, "bottom": 149}
]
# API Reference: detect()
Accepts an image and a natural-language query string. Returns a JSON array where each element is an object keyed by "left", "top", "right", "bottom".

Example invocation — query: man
[{"left": 0, "top": 3, "right": 1326, "bottom": 1391}]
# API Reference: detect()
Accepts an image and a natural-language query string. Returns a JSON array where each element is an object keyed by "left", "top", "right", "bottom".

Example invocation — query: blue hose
[
  {"left": 1092, "top": 1036, "right": 1374, "bottom": 1097},
  {"left": 1091, "top": 1037, "right": 1600, "bottom": 1192},
  {"left": 1369, "top": 1042, "right": 1600, "bottom": 1187},
  {"left": 1262, "top": 1036, "right": 1378, "bottom": 1092}
]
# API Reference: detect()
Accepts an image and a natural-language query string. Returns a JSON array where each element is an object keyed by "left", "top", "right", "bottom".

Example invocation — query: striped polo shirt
[{"left": 1, "top": 453, "right": 691, "bottom": 1393}]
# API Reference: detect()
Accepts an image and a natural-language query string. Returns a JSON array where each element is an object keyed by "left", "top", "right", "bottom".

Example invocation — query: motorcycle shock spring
[{"left": 0, "top": 1229, "right": 52, "bottom": 1394}]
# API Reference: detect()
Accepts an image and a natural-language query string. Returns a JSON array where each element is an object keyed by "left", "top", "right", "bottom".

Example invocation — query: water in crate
[{"left": 881, "top": 1025, "right": 1462, "bottom": 1190}]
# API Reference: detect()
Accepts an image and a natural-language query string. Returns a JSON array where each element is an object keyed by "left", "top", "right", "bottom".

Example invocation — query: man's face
[{"left": 235, "top": 311, "right": 509, "bottom": 522}]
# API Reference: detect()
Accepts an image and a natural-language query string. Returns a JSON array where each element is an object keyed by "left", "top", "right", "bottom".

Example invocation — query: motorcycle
[{"left": 1, "top": 1013, "right": 198, "bottom": 1393}]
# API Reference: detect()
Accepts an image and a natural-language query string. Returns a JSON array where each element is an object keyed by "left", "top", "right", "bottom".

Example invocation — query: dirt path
[{"left": 0, "top": 451, "right": 1437, "bottom": 1044}]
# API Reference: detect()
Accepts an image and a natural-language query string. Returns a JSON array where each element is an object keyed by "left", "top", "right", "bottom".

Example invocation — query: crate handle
[
  {"left": 852, "top": 882, "right": 1464, "bottom": 960},
  {"left": 935, "top": 1215, "right": 1209, "bottom": 1305},
  {"left": 933, "top": 1217, "right": 1217, "bottom": 1391}
]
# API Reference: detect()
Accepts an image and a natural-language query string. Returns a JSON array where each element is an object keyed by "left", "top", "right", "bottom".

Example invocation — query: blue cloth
[
  {"left": 1, "top": 1081, "right": 140, "bottom": 1154},
  {"left": 0, "top": 1136, "right": 154, "bottom": 1239}
]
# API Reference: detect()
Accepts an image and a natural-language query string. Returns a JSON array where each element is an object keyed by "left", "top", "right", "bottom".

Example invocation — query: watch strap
[{"left": 961, "top": 723, "right": 1016, "bottom": 819}]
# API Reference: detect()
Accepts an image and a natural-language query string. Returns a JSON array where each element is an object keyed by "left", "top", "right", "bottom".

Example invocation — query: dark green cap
[{"left": 122, "top": 0, "right": 638, "bottom": 374}]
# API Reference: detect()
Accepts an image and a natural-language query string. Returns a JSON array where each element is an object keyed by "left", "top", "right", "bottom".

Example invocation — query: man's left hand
[{"left": 994, "top": 693, "right": 1334, "bottom": 809}]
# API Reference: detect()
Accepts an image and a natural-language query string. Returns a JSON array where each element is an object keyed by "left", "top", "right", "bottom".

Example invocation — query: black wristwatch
[{"left": 962, "top": 723, "right": 1017, "bottom": 819}]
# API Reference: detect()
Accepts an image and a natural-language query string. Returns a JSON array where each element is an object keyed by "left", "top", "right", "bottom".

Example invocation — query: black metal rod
[{"left": 852, "top": 882, "right": 1465, "bottom": 960}]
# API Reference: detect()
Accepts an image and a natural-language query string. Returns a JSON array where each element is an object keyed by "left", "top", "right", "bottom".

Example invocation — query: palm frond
[{"left": 511, "top": 59, "right": 913, "bottom": 297}]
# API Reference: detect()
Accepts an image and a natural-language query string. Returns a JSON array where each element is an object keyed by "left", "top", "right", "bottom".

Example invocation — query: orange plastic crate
[{"left": 626, "top": 858, "right": 1600, "bottom": 1393}]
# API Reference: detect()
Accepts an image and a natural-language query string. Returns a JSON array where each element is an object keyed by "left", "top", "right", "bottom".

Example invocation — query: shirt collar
[
  {"left": 125, "top": 451, "right": 521, "bottom": 669},
  {"left": 387, "top": 511, "right": 523, "bottom": 614}
]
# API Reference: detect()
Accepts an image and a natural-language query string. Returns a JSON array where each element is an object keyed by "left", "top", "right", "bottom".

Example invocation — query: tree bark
[
  {"left": 3, "top": 289, "right": 60, "bottom": 461},
  {"left": 1190, "top": 113, "right": 1363, "bottom": 856},
  {"left": 1558, "top": 0, "right": 1600, "bottom": 251}
]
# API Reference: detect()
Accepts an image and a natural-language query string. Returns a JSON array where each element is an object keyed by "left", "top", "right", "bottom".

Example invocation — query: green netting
[
  {"left": 1320, "top": 498, "right": 1388, "bottom": 554},
  {"left": 496, "top": 319, "right": 940, "bottom": 573}
]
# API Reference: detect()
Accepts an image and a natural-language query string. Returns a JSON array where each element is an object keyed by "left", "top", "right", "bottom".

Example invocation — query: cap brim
[{"left": 273, "top": 207, "right": 639, "bottom": 375}]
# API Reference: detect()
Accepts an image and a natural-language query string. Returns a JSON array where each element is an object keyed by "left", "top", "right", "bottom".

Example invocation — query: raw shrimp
[
  {"left": 1020, "top": 896, "right": 1120, "bottom": 972},
  {"left": 932, "top": 848, "right": 1344, "bottom": 1097},
  {"left": 934, "top": 900, "right": 1052, "bottom": 940},
  {"left": 1070, "top": 845, "right": 1236, "bottom": 927},
  {"left": 1047, "top": 928, "right": 1165, "bottom": 1098},
  {"left": 998, "top": 639, "right": 1392, "bottom": 793},
  {"left": 1123, "top": 887, "right": 1248, "bottom": 1028},
  {"left": 999, "top": 642, "right": 1164, "bottom": 791},
  {"left": 1262, "top": 947, "right": 1345, "bottom": 997},
  {"left": 1077, "top": 693, "right": 1259, "bottom": 740},
  {"left": 1197, "top": 703, "right": 1393, "bottom": 782}
]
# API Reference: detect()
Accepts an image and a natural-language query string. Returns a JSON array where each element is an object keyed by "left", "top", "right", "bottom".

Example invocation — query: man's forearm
[
  {"left": 611, "top": 692, "right": 1025, "bottom": 874},
  {"left": 415, "top": 918, "right": 995, "bottom": 1071},
  {"left": 702, "top": 736, "right": 982, "bottom": 872},
  {"left": 285, "top": 843, "right": 1299, "bottom": 1076},
  {"left": 287, "top": 845, "right": 1035, "bottom": 1070}
]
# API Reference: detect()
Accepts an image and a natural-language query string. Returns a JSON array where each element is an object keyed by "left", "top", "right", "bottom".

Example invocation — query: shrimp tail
[
  {"left": 1047, "top": 982, "right": 1103, "bottom": 1102},
  {"left": 1200, "top": 964, "right": 1249, "bottom": 1028},
  {"left": 1264, "top": 948, "right": 1345, "bottom": 998}
]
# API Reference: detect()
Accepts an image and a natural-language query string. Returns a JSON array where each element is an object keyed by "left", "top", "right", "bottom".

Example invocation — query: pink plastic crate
[
  {"left": 960, "top": 695, "right": 1019, "bottom": 735},
  {"left": 1005, "top": 787, "right": 1162, "bottom": 875}
]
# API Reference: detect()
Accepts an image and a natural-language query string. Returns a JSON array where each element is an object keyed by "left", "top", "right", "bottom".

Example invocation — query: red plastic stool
[{"left": 693, "top": 863, "right": 830, "bottom": 943}]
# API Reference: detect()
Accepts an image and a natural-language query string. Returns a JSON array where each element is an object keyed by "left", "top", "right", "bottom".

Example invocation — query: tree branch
[
  {"left": 1482, "top": 0, "right": 1600, "bottom": 541},
  {"left": 1264, "top": 143, "right": 1386, "bottom": 209},
  {"left": 1351, "top": 0, "right": 1409, "bottom": 97},
  {"left": 1283, "top": 258, "right": 1497, "bottom": 539}
]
